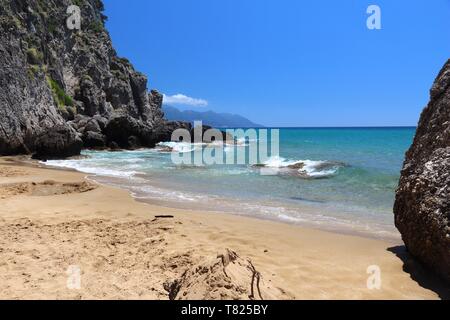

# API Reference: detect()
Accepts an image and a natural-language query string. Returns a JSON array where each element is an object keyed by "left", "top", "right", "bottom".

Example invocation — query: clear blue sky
[{"left": 103, "top": 0, "right": 450, "bottom": 127}]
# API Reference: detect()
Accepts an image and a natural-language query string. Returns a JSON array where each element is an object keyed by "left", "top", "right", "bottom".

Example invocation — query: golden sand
[{"left": 0, "top": 157, "right": 445, "bottom": 300}]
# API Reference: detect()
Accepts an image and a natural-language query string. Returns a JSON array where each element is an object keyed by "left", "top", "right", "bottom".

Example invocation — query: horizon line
[{"left": 215, "top": 126, "right": 417, "bottom": 129}]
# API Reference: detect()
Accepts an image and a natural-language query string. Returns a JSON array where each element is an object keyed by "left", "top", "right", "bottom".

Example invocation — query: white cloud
[{"left": 163, "top": 93, "right": 208, "bottom": 107}]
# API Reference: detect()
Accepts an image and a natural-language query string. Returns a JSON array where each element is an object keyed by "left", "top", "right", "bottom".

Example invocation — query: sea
[{"left": 45, "top": 127, "right": 416, "bottom": 241}]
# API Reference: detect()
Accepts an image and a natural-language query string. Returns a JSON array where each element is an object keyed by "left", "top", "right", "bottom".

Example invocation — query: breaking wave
[
  {"left": 259, "top": 156, "right": 346, "bottom": 178},
  {"left": 156, "top": 141, "right": 204, "bottom": 153}
]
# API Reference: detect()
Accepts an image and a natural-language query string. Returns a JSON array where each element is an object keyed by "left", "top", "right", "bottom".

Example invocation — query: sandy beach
[{"left": 0, "top": 157, "right": 447, "bottom": 300}]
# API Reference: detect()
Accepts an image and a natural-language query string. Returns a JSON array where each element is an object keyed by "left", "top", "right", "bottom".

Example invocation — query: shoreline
[
  {"left": 0, "top": 156, "right": 446, "bottom": 299},
  {"left": 41, "top": 153, "right": 401, "bottom": 243}
]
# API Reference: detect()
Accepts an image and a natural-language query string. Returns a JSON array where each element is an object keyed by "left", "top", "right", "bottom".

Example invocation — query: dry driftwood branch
[{"left": 248, "top": 260, "right": 264, "bottom": 300}]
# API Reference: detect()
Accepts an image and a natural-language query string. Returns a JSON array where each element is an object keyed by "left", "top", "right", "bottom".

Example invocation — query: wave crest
[{"left": 258, "top": 156, "right": 345, "bottom": 178}]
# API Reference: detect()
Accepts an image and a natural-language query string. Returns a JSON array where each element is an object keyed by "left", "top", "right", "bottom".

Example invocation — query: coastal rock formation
[
  {"left": 394, "top": 59, "right": 450, "bottom": 283},
  {"left": 0, "top": 0, "right": 180, "bottom": 158},
  {"left": 33, "top": 124, "right": 83, "bottom": 160}
]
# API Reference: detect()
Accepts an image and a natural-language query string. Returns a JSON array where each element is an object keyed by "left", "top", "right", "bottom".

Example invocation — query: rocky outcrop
[
  {"left": 82, "top": 131, "right": 106, "bottom": 149},
  {"left": 0, "top": 0, "right": 181, "bottom": 158},
  {"left": 104, "top": 114, "right": 154, "bottom": 149},
  {"left": 33, "top": 125, "right": 83, "bottom": 160},
  {"left": 394, "top": 59, "right": 450, "bottom": 283}
]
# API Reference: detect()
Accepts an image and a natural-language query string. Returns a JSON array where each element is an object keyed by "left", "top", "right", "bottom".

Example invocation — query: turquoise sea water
[{"left": 46, "top": 127, "right": 416, "bottom": 240}]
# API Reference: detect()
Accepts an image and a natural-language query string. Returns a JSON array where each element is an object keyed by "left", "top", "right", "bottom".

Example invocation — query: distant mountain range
[{"left": 163, "top": 105, "right": 263, "bottom": 128}]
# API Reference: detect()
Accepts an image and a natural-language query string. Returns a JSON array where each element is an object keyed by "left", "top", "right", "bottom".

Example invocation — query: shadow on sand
[{"left": 388, "top": 246, "right": 450, "bottom": 300}]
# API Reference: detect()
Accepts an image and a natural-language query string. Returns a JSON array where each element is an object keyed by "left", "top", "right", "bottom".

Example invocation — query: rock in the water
[
  {"left": 33, "top": 125, "right": 83, "bottom": 160},
  {"left": 152, "top": 121, "right": 192, "bottom": 143},
  {"left": 82, "top": 131, "right": 106, "bottom": 149},
  {"left": 108, "top": 141, "right": 121, "bottom": 151},
  {"left": 394, "top": 59, "right": 450, "bottom": 283},
  {"left": 104, "top": 115, "right": 154, "bottom": 149}
]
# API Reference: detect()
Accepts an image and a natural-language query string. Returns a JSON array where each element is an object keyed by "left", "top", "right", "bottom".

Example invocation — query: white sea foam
[
  {"left": 157, "top": 139, "right": 250, "bottom": 154},
  {"left": 262, "top": 156, "right": 296, "bottom": 168},
  {"left": 44, "top": 160, "right": 142, "bottom": 178},
  {"left": 42, "top": 152, "right": 398, "bottom": 241},
  {"left": 130, "top": 184, "right": 210, "bottom": 203},
  {"left": 261, "top": 156, "right": 343, "bottom": 178},
  {"left": 157, "top": 141, "right": 205, "bottom": 153}
]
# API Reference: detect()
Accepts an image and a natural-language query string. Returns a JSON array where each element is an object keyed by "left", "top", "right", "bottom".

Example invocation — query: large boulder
[
  {"left": 152, "top": 121, "right": 192, "bottom": 143},
  {"left": 104, "top": 115, "right": 155, "bottom": 149},
  {"left": 394, "top": 59, "right": 450, "bottom": 283},
  {"left": 32, "top": 125, "right": 83, "bottom": 160},
  {"left": 84, "top": 119, "right": 102, "bottom": 134},
  {"left": 82, "top": 131, "right": 106, "bottom": 149}
]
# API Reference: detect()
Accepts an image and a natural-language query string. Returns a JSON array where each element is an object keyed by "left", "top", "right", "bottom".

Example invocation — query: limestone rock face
[
  {"left": 82, "top": 131, "right": 106, "bottom": 149},
  {"left": 394, "top": 59, "right": 450, "bottom": 283},
  {"left": 0, "top": 0, "right": 177, "bottom": 158},
  {"left": 32, "top": 125, "right": 83, "bottom": 160},
  {"left": 104, "top": 114, "right": 154, "bottom": 149}
]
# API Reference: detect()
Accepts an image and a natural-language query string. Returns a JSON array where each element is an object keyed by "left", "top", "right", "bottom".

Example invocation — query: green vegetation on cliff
[{"left": 46, "top": 76, "right": 74, "bottom": 108}]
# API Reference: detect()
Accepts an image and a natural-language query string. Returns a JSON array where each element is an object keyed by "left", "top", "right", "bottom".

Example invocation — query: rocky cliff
[
  {"left": 394, "top": 59, "right": 450, "bottom": 283},
  {"left": 0, "top": 0, "right": 186, "bottom": 158}
]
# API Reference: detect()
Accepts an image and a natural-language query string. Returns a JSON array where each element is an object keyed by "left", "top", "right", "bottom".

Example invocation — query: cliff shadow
[{"left": 387, "top": 246, "right": 450, "bottom": 300}]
